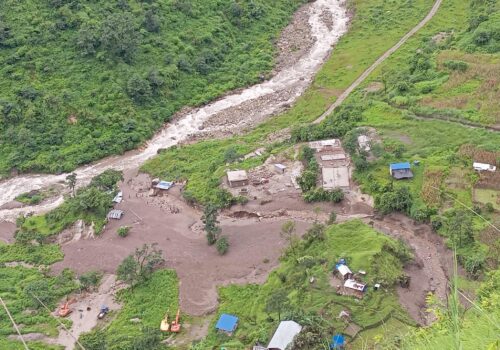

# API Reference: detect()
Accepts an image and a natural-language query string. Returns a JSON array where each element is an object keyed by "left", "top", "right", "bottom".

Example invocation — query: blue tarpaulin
[
  {"left": 331, "top": 334, "right": 345, "bottom": 349},
  {"left": 390, "top": 162, "right": 411, "bottom": 171},
  {"left": 216, "top": 314, "right": 239, "bottom": 333}
]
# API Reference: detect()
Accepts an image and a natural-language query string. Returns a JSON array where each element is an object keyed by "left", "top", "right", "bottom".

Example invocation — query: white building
[
  {"left": 227, "top": 170, "right": 249, "bottom": 187},
  {"left": 473, "top": 162, "right": 496, "bottom": 172},
  {"left": 267, "top": 321, "right": 302, "bottom": 350},
  {"left": 308, "top": 139, "right": 341, "bottom": 152}
]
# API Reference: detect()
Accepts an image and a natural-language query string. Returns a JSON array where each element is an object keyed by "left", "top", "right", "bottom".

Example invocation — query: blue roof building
[
  {"left": 330, "top": 334, "right": 345, "bottom": 349},
  {"left": 389, "top": 162, "right": 413, "bottom": 180},
  {"left": 215, "top": 314, "right": 239, "bottom": 334}
]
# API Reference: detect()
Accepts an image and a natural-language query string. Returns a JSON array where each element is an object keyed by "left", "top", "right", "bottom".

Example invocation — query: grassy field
[
  {"left": 0, "top": 243, "right": 63, "bottom": 265},
  {"left": 0, "top": 266, "right": 77, "bottom": 349},
  {"left": 0, "top": 0, "right": 305, "bottom": 175},
  {"left": 142, "top": 0, "right": 436, "bottom": 207},
  {"left": 80, "top": 269, "right": 179, "bottom": 350},
  {"left": 474, "top": 188, "right": 500, "bottom": 210},
  {"left": 194, "top": 220, "right": 414, "bottom": 349}
]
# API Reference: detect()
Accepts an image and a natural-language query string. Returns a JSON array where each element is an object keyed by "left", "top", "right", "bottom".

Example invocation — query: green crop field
[{"left": 0, "top": 0, "right": 305, "bottom": 175}]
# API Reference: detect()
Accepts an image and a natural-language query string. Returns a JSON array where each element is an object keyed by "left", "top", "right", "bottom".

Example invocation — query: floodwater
[{"left": 0, "top": 0, "right": 349, "bottom": 221}]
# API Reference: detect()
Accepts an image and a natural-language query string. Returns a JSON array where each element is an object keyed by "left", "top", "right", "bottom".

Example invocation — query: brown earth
[
  {"left": 52, "top": 169, "right": 312, "bottom": 316},
  {"left": 0, "top": 221, "right": 16, "bottom": 243},
  {"left": 366, "top": 213, "right": 461, "bottom": 326}
]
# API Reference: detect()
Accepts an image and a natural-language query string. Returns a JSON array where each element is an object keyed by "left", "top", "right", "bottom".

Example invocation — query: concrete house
[
  {"left": 227, "top": 170, "right": 249, "bottom": 188},
  {"left": 322, "top": 167, "right": 350, "bottom": 190}
]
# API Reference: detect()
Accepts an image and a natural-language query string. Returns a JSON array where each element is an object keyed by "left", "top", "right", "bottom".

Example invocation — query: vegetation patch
[
  {"left": 195, "top": 220, "right": 414, "bottom": 349},
  {"left": 141, "top": 0, "right": 436, "bottom": 207},
  {"left": 16, "top": 169, "right": 123, "bottom": 240},
  {"left": 0, "top": 0, "right": 306, "bottom": 175},
  {"left": 0, "top": 267, "right": 77, "bottom": 348},
  {"left": 80, "top": 269, "right": 178, "bottom": 350}
]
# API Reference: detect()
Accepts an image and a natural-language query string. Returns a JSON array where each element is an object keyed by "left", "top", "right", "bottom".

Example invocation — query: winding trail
[{"left": 314, "top": 0, "right": 443, "bottom": 123}]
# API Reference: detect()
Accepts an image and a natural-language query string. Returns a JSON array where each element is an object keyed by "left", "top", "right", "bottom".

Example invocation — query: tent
[
  {"left": 215, "top": 314, "right": 239, "bottom": 334},
  {"left": 330, "top": 334, "right": 345, "bottom": 349}
]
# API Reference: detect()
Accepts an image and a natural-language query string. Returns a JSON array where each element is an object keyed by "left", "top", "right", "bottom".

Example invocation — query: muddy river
[{"left": 0, "top": 0, "right": 349, "bottom": 222}]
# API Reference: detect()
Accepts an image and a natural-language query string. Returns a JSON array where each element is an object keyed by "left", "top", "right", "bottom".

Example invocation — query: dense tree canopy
[{"left": 0, "top": 0, "right": 305, "bottom": 175}]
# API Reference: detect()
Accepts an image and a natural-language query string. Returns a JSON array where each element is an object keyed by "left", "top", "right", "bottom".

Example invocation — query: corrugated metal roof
[
  {"left": 155, "top": 181, "right": 174, "bottom": 190},
  {"left": 107, "top": 209, "right": 124, "bottom": 219},
  {"left": 267, "top": 321, "right": 302, "bottom": 350},
  {"left": 344, "top": 279, "right": 366, "bottom": 292},
  {"left": 390, "top": 162, "right": 411, "bottom": 170},
  {"left": 336, "top": 264, "right": 352, "bottom": 276}
]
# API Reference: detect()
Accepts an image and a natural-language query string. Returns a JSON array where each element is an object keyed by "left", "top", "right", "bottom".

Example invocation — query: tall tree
[
  {"left": 202, "top": 204, "right": 221, "bottom": 245},
  {"left": 117, "top": 243, "right": 164, "bottom": 287},
  {"left": 265, "top": 289, "right": 289, "bottom": 321},
  {"left": 66, "top": 172, "right": 77, "bottom": 197},
  {"left": 101, "top": 13, "right": 139, "bottom": 62}
]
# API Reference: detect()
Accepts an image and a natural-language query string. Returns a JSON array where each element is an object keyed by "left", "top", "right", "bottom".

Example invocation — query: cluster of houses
[
  {"left": 216, "top": 314, "right": 345, "bottom": 350},
  {"left": 334, "top": 258, "right": 368, "bottom": 299},
  {"left": 309, "top": 139, "right": 350, "bottom": 191},
  {"left": 388, "top": 158, "right": 497, "bottom": 182}
]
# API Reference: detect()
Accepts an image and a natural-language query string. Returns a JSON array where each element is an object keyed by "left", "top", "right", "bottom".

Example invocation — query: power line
[
  {"left": 430, "top": 185, "right": 500, "bottom": 233},
  {"left": 29, "top": 292, "right": 87, "bottom": 350},
  {"left": 0, "top": 296, "right": 30, "bottom": 350}
]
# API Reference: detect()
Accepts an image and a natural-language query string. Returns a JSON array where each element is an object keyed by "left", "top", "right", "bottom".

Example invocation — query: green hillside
[{"left": 0, "top": 0, "right": 304, "bottom": 175}]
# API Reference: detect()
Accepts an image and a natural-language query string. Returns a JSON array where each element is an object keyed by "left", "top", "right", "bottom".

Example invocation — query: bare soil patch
[
  {"left": 52, "top": 170, "right": 312, "bottom": 316},
  {"left": 0, "top": 221, "right": 16, "bottom": 243},
  {"left": 366, "top": 214, "right": 460, "bottom": 326},
  {"left": 54, "top": 275, "right": 122, "bottom": 350}
]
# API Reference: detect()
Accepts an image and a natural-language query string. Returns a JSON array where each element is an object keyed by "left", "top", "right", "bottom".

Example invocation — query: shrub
[
  {"left": 327, "top": 212, "right": 337, "bottom": 224},
  {"left": 223, "top": 147, "right": 240, "bottom": 163},
  {"left": 117, "top": 226, "right": 131, "bottom": 237},
  {"left": 485, "top": 202, "right": 494, "bottom": 213},
  {"left": 303, "top": 188, "right": 344, "bottom": 203},
  {"left": 79, "top": 271, "right": 103, "bottom": 291},
  {"left": 100, "top": 13, "right": 139, "bottom": 62},
  {"left": 430, "top": 215, "right": 443, "bottom": 231},
  {"left": 127, "top": 74, "right": 152, "bottom": 104},
  {"left": 303, "top": 223, "right": 326, "bottom": 243},
  {"left": 216, "top": 236, "right": 229, "bottom": 255},
  {"left": 410, "top": 204, "right": 430, "bottom": 223},
  {"left": 443, "top": 60, "right": 469, "bottom": 72}
]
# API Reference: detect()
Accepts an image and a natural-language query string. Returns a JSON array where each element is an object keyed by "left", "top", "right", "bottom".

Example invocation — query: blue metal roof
[
  {"left": 390, "top": 162, "right": 411, "bottom": 171},
  {"left": 331, "top": 334, "right": 345, "bottom": 349},
  {"left": 215, "top": 314, "right": 239, "bottom": 332}
]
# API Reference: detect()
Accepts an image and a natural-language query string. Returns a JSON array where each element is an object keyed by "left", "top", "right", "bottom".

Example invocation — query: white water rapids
[{"left": 0, "top": 0, "right": 349, "bottom": 221}]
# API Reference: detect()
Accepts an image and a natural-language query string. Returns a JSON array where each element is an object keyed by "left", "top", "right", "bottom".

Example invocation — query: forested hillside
[{"left": 0, "top": 0, "right": 304, "bottom": 175}]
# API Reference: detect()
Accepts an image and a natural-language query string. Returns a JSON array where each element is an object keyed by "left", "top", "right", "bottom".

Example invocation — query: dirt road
[
  {"left": 50, "top": 275, "right": 121, "bottom": 350},
  {"left": 314, "top": 0, "right": 443, "bottom": 123}
]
